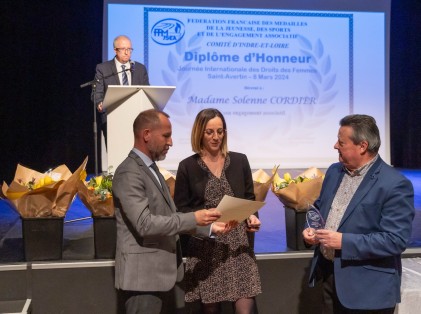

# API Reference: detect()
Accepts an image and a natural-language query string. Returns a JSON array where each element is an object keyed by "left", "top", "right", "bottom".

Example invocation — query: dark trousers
[
  {"left": 118, "top": 284, "right": 186, "bottom": 314},
  {"left": 320, "top": 257, "right": 395, "bottom": 314},
  {"left": 96, "top": 116, "right": 107, "bottom": 174}
]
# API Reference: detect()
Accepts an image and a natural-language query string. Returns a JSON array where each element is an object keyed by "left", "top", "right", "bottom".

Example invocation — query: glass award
[{"left": 306, "top": 204, "right": 325, "bottom": 230}]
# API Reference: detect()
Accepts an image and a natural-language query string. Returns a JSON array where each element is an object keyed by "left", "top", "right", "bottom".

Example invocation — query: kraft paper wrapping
[
  {"left": 76, "top": 167, "right": 175, "bottom": 218},
  {"left": 271, "top": 167, "right": 324, "bottom": 212},
  {"left": 77, "top": 180, "right": 114, "bottom": 217},
  {"left": 159, "top": 167, "right": 176, "bottom": 199},
  {"left": 252, "top": 166, "right": 279, "bottom": 202},
  {"left": 1, "top": 157, "right": 88, "bottom": 218}
]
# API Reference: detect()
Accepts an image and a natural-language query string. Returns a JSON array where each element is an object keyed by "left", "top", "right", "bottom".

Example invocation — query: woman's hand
[
  {"left": 246, "top": 214, "right": 261, "bottom": 232},
  {"left": 211, "top": 220, "right": 238, "bottom": 235}
]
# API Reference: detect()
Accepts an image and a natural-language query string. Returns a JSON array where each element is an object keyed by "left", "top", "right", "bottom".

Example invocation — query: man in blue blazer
[
  {"left": 303, "top": 114, "right": 414, "bottom": 313},
  {"left": 91, "top": 35, "right": 149, "bottom": 172}
]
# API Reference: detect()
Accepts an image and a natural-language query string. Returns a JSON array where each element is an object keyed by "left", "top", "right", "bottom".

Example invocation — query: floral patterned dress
[{"left": 184, "top": 156, "right": 262, "bottom": 303}]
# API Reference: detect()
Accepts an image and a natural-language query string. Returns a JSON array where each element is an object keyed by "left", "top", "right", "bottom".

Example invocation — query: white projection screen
[{"left": 103, "top": 0, "right": 391, "bottom": 170}]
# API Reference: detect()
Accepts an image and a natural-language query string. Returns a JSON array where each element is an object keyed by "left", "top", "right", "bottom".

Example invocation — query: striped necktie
[{"left": 121, "top": 65, "right": 129, "bottom": 85}]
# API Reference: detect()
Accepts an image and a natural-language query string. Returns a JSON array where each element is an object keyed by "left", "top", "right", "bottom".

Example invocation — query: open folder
[{"left": 216, "top": 195, "right": 265, "bottom": 223}]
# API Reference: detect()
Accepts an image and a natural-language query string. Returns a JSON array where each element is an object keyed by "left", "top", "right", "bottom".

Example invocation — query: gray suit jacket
[{"left": 112, "top": 151, "right": 208, "bottom": 292}]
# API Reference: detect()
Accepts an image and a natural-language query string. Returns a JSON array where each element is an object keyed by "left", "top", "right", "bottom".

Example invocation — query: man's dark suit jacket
[{"left": 91, "top": 58, "right": 150, "bottom": 125}]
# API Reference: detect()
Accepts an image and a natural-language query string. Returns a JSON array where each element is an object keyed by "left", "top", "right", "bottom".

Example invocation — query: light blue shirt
[{"left": 132, "top": 148, "right": 161, "bottom": 187}]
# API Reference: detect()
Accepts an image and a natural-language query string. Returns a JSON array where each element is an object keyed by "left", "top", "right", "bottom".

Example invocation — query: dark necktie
[
  {"left": 121, "top": 65, "right": 129, "bottom": 85},
  {"left": 150, "top": 162, "right": 164, "bottom": 190},
  {"left": 150, "top": 163, "right": 173, "bottom": 205}
]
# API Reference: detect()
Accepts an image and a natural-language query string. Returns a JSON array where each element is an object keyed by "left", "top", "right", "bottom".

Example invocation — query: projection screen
[{"left": 103, "top": 0, "right": 391, "bottom": 170}]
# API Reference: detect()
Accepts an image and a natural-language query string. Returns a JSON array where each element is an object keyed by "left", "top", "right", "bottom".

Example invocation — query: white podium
[{"left": 102, "top": 85, "right": 175, "bottom": 170}]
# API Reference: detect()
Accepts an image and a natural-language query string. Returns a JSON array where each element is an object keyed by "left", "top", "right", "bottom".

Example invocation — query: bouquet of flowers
[
  {"left": 271, "top": 167, "right": 324, "bottom": 212},
  {"left": 1, "top": 157, "right": 88, "bottom": 218},
  {"left": 252, "top": 166, "right": 279, "bottom": 202},
  {"left": 77, "top": 168, "right": 114, "bottom": 217}
]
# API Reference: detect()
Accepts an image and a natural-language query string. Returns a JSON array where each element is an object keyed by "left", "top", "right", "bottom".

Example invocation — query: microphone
[
  {"left": 80, "top": 78, "right": 99, "bottom": 88},
  {"left": 83, "top": 62, "right": 133, "bottom": 87},
  {"left": 104, "top": 65, "right": 129, "bottom": 79}
]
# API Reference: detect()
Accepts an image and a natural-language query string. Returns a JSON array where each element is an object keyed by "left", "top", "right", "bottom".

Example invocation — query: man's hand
[
  {"left": 246, "top": 214, "right": 261, "bottom": 232},
  {"left": 194, "top": 208, "right": 222, "bottom": 226},
  {"left": 315, "top": 229, "right": 342, "bottom": 249},
  {"left": 302, "top": 227, "right": 319, "bottom": 246},
  {"left": 97, "top": 102, "right": 104, "bottom": 112}
]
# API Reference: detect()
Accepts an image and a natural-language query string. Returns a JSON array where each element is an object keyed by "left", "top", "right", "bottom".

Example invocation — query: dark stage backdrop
[{"left": 0, "top": 0, "right": 420, "bottom": 184}]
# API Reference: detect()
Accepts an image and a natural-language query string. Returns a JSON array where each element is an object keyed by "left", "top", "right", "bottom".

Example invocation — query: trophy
[{"left": 306, "top": 204, "right": 325, "bottom": 230}]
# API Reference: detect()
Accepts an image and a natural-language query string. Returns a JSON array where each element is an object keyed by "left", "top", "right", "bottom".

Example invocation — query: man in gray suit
[
  {"left": 113, "top": 109, "right": 228, "bottom": 313},
  {"left": 91, "top": 35, "right": 149, "bottom": 172}
]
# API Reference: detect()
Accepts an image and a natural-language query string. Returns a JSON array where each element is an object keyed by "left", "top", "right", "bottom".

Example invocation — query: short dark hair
[
  {"left": 340, "top": 114, "right": 381, "bottom": 154},
  {"left": 133, "top": 109, "right": 169, "bottom": 137},
  {"left": 191, "top": 108, "right": 228, "bottom": 156}
]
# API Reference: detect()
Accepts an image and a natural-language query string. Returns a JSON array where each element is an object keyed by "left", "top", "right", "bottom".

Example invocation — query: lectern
[{"left": 102, "top": 85, "right": 175, "bottom": 170}]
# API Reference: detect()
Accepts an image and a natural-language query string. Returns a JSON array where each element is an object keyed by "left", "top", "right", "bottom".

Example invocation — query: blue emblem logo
[{"left": 151, "top": 19, "right": 185, "bottom": 45}]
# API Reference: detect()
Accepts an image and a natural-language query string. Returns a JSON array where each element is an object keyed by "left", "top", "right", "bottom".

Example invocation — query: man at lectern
[{"left": 91, "top": 35, "right": 150, "bottom": 172}]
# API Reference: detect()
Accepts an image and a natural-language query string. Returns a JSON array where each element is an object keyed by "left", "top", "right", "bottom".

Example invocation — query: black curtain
[
  {"left": 390, "top": 0, "right": 421, "bottom": 167},
  {"left": 0, "top": 0, "right": 103, "bottom": 182},
  {"left": 0, "top": 0, "right": 420, "bottom": 184}
]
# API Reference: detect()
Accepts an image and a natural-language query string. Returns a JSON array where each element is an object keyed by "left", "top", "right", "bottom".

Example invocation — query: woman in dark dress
[{"left": 174, "top": 108, "right": 262, "bottom": 313}]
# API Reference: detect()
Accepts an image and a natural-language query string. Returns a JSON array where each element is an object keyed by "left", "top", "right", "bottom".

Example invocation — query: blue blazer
[{"left": 309, "top": 157, "right": 414, "bottom": 310}]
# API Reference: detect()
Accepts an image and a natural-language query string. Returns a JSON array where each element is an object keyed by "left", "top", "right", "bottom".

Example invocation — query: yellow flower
[
  {"left": 80, "top": 169, "right": 87, "bottom": 182},
  {"left": 44, "top": 175, "right": 53, "bottom": 185},
  {"left": 272, "top": 172, "right": 288, "bottom": 190},
  {"left": 18, "top": 174, "right": 56, "bottom": 190},
  {"left": 273, "top": 171, "right": 319, "bottom": 191},
  {"left": 95, "top": 176, "right": 103, "bottom": 187},
  {"left": 284, "top": 172, "right": 292, "bottom": 183},
  {"left": 85, "top": 167, "right": 113, "bottom": 201}
]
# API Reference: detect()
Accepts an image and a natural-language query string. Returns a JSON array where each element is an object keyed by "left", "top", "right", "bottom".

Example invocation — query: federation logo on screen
[{"left": 151, "top": 19, "right": 185, "bottom": 45}]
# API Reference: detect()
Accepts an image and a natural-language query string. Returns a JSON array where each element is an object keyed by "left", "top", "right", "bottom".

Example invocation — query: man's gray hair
[{"left": 340, "top": 114, "right": 381, "bottom": 154}]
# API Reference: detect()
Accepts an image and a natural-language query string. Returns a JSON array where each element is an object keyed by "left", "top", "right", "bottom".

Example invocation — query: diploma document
[{"left": 216, "top": 195, "right": 265, "bottom": 223}]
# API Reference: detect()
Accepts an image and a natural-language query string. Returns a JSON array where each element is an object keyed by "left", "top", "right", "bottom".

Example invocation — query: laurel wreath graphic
[
  {"left": 160, "top": 33, "right": 205, "bottom": 123},
  {"left": 297, "top": 35, "right": 338, "bottom": 106},
  {"left": 257, "top": 35, "right": 339, "bottom": 139},
  {"left": 253, "top": 35, "right": 341, "bottom": 147}
]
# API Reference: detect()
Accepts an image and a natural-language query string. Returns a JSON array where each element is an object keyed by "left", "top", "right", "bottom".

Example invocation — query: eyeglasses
[
  {"left": 115, "top": 48, "right": 134, "bottom": 53},
  {"left": 204, "top": 128, "right": 225, "bottom": 136}
]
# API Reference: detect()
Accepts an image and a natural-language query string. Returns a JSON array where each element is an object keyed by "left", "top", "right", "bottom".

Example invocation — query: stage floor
[{"left": 1, "top": 169, "right": 420, "bottom": 263}]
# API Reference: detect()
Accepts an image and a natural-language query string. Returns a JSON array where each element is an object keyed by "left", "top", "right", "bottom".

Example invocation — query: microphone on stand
[
  {"left": 97, "top": 65, "right": 131, "bottom": 81},
  {"left": 80, "top": 78, "right": 99, "bottom": 89},
  {"left": 130, "top": 60, "right": 135, "bottom": 72}
]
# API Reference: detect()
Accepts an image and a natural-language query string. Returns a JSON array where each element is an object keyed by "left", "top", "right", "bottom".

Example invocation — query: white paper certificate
[{"left": 216, "top": 195, "right": 265, "bottom": 223}]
